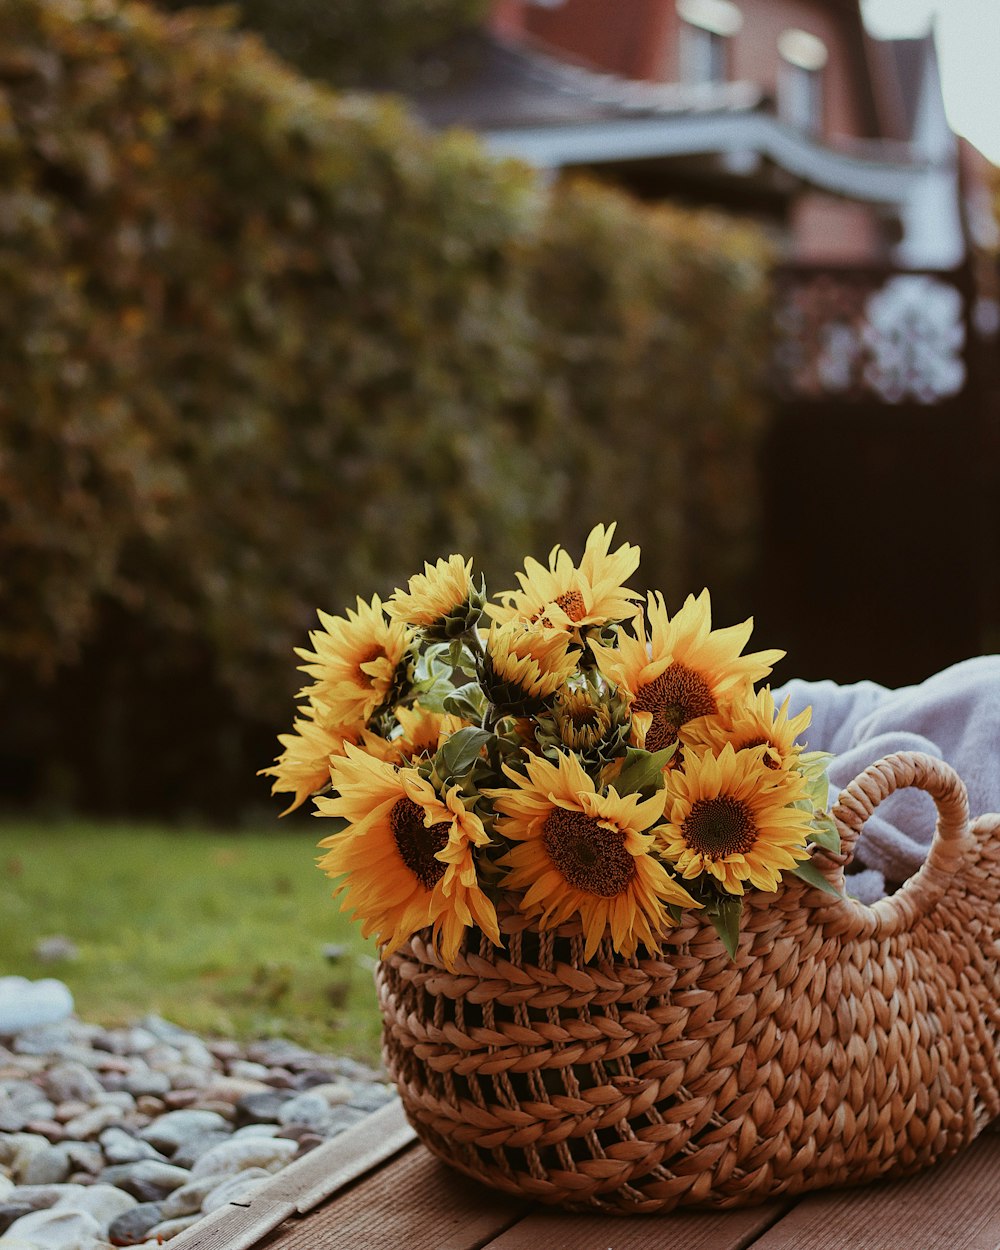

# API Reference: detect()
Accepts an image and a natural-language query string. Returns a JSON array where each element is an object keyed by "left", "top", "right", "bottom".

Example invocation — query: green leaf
[
  {"left": 442, "top": 682, "right": 486, "bottom": 721},
  {"left": 612, "top": 744, "right": 677, "bottom": 796},
  {"left": 447, "top": 639, "right": 478, "bottom": 677},
  {"left": 790, "top": 858, "right": 844, "bottom": 898},
  {"left": 807, "top": 814, "right": 841, "bottom": 853},
  {"left": 707, "top": 895, "right": 742, "bottom": 960},
  {"left": 435, "top": 726, "right": 493, "bottom": 780}
]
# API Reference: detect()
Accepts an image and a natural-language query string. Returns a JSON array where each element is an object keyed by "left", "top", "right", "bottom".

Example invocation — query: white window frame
[{"left": 778, "top": 29, "right": 827, "bottom": 136}]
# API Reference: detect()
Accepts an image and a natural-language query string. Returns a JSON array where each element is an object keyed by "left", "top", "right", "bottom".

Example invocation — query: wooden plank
[
  {"left": 749, "top": 1134, "right": 1000, "bottom": 1250},
  {"left": 269, "top": 1099, "right": 416, "bottom": 1213},
  {"left": 255, "top": 1145, "right": 530, "bottom": 1250},
  {"left": 161, "top": 1196, "right": 298, "bottom": 1250},
  {"left": 167, "top": 1101, "right": 416, "bottom": 1250},
  {"left": 482, "top": 1202, "right": 789, "bottom": 1250}
]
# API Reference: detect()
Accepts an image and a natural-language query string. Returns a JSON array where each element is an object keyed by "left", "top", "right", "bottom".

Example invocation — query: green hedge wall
[{"left": 0, "top": 0, "right": 772, "bottom": 816}]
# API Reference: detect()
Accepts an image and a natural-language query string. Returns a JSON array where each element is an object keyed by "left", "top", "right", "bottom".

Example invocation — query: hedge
[{"left": 0, "top": 0, "right": 772, "bottom": 816}]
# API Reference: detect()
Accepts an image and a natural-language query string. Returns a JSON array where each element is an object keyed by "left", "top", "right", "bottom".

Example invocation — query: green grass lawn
[{"left": 0, "top": 820, "right": 384, "bottom": 1063}]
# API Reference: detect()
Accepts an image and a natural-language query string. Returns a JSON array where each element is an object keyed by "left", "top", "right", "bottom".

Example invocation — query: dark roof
[{"left": 405, "top": 30, "right": 763, "bottom": 133}]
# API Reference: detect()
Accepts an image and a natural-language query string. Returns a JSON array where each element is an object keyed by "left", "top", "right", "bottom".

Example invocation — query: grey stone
[
  {"left": 139, "top": 1109, "right": 231, "bottom": 1154},
  {"left": 233, "top": 1090, "right": 294, "bottom": 1127},
  {"left": 101, "top": 1160, "right": 191, "bottom": 1199},
  {"left": 0, "top": 1203, "right": 35, "bottom": 1236},
  {"left": 245, "top": 1039, "right": 313, "bottom": 1068},
  {"left": 292, "top": 1080, "right": 352, "bottom": 1107},
  {"left": 41, "top": 1063, "right": 104, "bottom": 1106},
  {"left": 197, "top": 1076, "right": 269, "bottom": 1105},
  {"left": 158, "top": 1173, "right": 229, "bottom": 1219},
  {"left": 6, "top": 1134, "right": 50, "bottom": 1179},
  {"left": 106, "top": 1202, "right": 164, "bottom": 1245},
  {"left": 17, "top": 1145, "right": 72, "bottom": 1186},
  {"left": 231, "top": 1123, "right": 280, "bottom": 1139},
  {"left": 331, "top": 1056, "right": 384, "bottom": 1082},
  {"left": 0, "top": 980, "right": 74, "bottom": 1039},
  {"left": 61, "top": 1104, "right": 124, "bottom": 1139},
  {"left": 225, "top": 1060, "right": 270, "bottom": 1082},
  {"left": 100, "top": 1091, "right": 137, "bottom": 1114},
  {"left": 7, "top": 1184, "right": 80, "bottom": 1210},
  {"left": 348, "top": 1084, "right": 396, "bottom": 1113},
  {"left": 53, "top": 1182, "right": 136, "bottom": 1226},
  {"left": 32, "top": 938, "right": 79, "bottom": 964},
  {"left": 122, "top": 1070, "right": 171, "bottom": 1099},
  {"left": 189, "top": 1135, "right": 297, "bottom": 1180},
  {"left": 169, "top": 1131, "right": 232, "bottom": 1170},
  {"left": 276, "top": 1092, "right": 333, "bottom": 1131},
  {"left": 0, "top": 1205, "right": 103, "bottom": 1248},
  {"left": 61, "top": 1143, "right": 104, "bottom": 1176},
  {"left": 99, "top": 1128, "right": 166, "bottom": 1166}
]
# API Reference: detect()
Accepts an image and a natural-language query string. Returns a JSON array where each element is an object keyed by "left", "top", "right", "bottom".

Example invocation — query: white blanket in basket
[{"left": 774, "top": 656, "right": 1000, "bottom": 903}]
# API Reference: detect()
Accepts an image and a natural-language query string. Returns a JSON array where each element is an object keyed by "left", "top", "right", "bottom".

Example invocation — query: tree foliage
[
  {"left": 0, "top": 0, "right": 772, "bottom": 815},
  {"left": 156, "top": 0, "right": 492, "bottom": 84}
]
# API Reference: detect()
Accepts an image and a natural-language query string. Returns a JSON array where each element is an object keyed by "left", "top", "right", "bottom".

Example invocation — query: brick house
[{"left": 408, "top": 0, "right": 982, "bottom": 269}]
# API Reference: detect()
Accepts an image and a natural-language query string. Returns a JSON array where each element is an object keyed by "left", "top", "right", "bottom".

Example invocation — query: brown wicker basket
[{"left": 376, "top": 750, "right": 1000, "bottom": 1212}]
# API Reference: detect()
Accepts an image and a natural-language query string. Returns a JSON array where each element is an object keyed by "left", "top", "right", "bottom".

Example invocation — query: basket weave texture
[{"left": 376, "top": 751, "right": 1000, "bottom": 1212}]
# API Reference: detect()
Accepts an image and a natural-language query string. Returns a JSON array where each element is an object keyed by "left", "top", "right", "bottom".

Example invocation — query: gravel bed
[{"left": 0, "top": 1016, "right": 396, "bottom": 1249}]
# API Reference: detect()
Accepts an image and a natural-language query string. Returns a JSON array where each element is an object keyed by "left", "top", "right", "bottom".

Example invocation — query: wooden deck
[{"left": 169, "top": 1101, "right": 1000, "bottom": 1250}]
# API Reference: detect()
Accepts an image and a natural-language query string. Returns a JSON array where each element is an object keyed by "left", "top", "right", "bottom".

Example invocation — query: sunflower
[
  {"left": 386, "top": 555, "right": 483, "bottom": 638},
  {"left": 657, "top": 744, "right": 812, "bottom": 895},
  {"left": 387, "top": 705, "right": 470, "bottom": 762},
  {"left": 315, "top": 746, "right": 499, "bottom": 967},
  {"left": 686, "top": 687, "right": 811, "bottom": 772},
  {"left": 258, "top": 701, "right": 363, "bottom": 815},
  {"left": 487, "top": 523, "right": 641, "bottom": 634},
  {"left": 487, "top": 752, "right": 698, "bottom": 960},
  {"left": 480, "top": 620, "right": 581, "bottom": 714},
  {"left": 296, "top": 595, "right": 410, "bottom": 726},
  {"left": 592, "top": 590, "right": 783, "bottom": 754}
]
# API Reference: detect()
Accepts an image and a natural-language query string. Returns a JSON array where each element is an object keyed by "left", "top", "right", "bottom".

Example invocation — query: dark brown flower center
[
  {"left": 632, "top": 662, "right": 717, "bottom": 751},
  {"left": 357, "top": 644, "right": 387, "bottom": 681},
  {"left": 542, "top": 807, "right": 636, "bottom": 897},
  {"left": 681, "top": 796, "right": 758, "bottom": 860},
  {"left": 741, "top": 736, "right": 780, "bottom": 769},
  {"left": 554, "top": 590, "right": 586, "bottom": 622},
  {"left": 389, "top": 797, "right": 449, "bottom": 889}
]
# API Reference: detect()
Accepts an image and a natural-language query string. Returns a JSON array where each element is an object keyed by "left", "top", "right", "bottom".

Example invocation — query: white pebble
[
  {"left": 0, "top": 1207, "right": 102, "bottom": 1249},
  {"left": 190, "top": 1136, "right": 297, "bottom": 1180}
]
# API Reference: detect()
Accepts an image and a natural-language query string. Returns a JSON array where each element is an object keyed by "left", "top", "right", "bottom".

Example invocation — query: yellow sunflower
[
  {"left": 487, "top": 522, "right": 641, "bottom": 633},
  {"left": 592, "top": 590, "right": 783, "bottom": 753},
  {"left": 386, "top": 705, "right": 470, "bottom": 762},
  {"left": 386, "top": 555, "right": 478, "bottom": 635},
  {"left": 686, "top": 687, "right": 811, "bottom": 771},
  {"left": 258, "top": 701, "right": 363, "bottom": 815},
  {"left": 481, "top": 620, "right": 580, "bottom": 712},
  {"left": 315, "top": 746, "right": 499, "bottom": 967},
  {"left": 296, "top": 595, "right": 410, "bottom": 725},
  {"left": 657, "top": 744, "right": 812, "bottom": 895},
  {"left": 487, "top": 752, "right": 698, "bottom": 960}
]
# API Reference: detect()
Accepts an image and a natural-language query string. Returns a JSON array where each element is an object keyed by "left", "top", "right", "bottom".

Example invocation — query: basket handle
[{"left": 820, "top": 751, "right": 973, "bottom": 935}]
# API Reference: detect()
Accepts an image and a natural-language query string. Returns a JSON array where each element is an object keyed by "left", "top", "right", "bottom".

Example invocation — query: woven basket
[{"left": 376, "top": 750, "right": 1000, "bottom": 1212}]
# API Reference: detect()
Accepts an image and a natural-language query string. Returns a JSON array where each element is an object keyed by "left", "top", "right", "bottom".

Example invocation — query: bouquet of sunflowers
[{"left": 263, "top": 524, "right": 839, "bottom": 967}]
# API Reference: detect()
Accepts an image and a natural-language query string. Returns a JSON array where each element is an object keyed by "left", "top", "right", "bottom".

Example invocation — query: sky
[{"left": 861, "top": 0, "right": 1000, "bottom": 163}]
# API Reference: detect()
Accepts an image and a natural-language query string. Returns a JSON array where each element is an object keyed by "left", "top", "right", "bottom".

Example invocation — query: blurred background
[{"left": 0, "top": 0, "right": 996, "bottom": 1047}]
